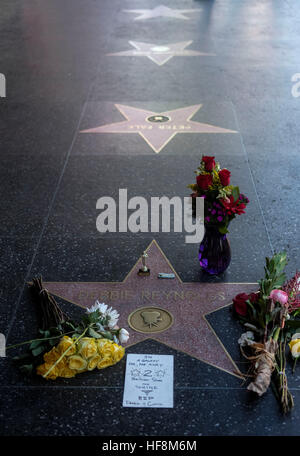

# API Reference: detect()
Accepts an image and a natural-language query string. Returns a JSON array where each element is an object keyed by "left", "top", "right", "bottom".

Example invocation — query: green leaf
[
  {"left": 49, "top": 338, "right": 58, "bottom": 347},
  {"left": 19, "top": 364, "right": 34, "bottom": 375},
  {"left": 218, "top": 225, "right": 229, "bottom": 234},
  {"left": 187, "top": 184, "right": 197, "bottom": 191},
  {"left": 31, "top": 345, "right": 46, "bottom": 357},
  {"left": 232, "top": 186, "right": 240, "bottom": 202},
  {"left": 285, "top": 320, "right": 300, "bottom": 329},
  {"left": 88, "top": 328, "right": 102, "bottom": 339},
  {"left": 99, "top": 331, "right": 113, "bottom": 341},
  {"left": 13, "top": 353, "right": 31, "bottom": 362},
  {"left": 272, "top": 273, "right": 287, "bottom": 288},
  {"left": 29, "top": 339, "right": 44, "bottom": 350},
  {"left": 64, "top": 321, "right": 76, "bottom": 330}
]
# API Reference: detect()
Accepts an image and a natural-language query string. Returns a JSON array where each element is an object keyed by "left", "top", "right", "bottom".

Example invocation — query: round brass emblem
[
  {"left": 147, "top": 115, "right": 170, "bottom": 123},
  {"left": 128, "top": 306, "right": 174, "bottom": 334}
]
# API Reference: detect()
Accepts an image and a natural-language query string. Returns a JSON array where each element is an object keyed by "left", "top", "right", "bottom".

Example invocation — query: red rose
[
  {"left": 202, "top": 156, "right": 215, "bottom": 171},
  {"left": 196, "top": 174, "right": 213, "bottom": 190},
  {"left": 219, "top": 169, "right": 231, "bottom": 186},
  {"left": 233, "top": 293, "right": 249, "bottom": 316},
  {"left": 249, "top": 292, "right": 259, "bottom": 304}
]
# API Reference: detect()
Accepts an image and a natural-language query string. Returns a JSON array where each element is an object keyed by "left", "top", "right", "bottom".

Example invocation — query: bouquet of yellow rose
[
  {"left": 9, "top": 277, "right": 129, "bottom": 380},
  {"left": 37, "top": 337, "right": 125, "bottom": 380}
]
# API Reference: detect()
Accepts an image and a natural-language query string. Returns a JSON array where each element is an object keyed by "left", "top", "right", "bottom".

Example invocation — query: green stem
[
  {"left": 273, "top": 326, "right": 281, "bottom": 342},
  {"left": 5, "top": 331, "right": 75, "bottom": 350},
  {"left": 293, "top": 357, "right": 298, "bottom": 374},
  {"left": 43, "top": 327, "right": 89, "bottom": 379}
]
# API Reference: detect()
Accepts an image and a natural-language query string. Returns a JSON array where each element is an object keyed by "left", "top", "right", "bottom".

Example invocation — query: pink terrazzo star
[
  {"left": 107, "top": 41, "right": 215, "bottom": 66},
  {"left": 80, "top": 104, "right": 237, "bottom": 153},
  {"left": 45, "top": 240, "right": 257, "bottom": 378},
  {"left": 124, "top": 5, "right": 202, "bottom": 21}
]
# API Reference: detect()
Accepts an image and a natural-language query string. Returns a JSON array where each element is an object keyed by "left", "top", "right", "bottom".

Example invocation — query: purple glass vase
[{"left": 198, "top": 225, "right": 231, "bottom": 275}]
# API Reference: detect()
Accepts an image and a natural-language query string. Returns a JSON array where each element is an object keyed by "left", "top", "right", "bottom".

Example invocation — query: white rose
[
  {"left": 119, "top": 328, "right": 130, "bottom": 344},
  {"left": 238, "top": 331, "right": 255, "bottom": 347}
]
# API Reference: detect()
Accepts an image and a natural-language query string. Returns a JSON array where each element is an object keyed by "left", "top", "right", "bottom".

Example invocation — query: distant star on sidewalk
[
  {"left": 80, "top": 104, "right": 237, "bottom": 154},
  {"left": 108, "top": 41, "right": 215, "bottom": 66},
  {"left": 124, "top": 5, "right": 202, "bottom": 21}
]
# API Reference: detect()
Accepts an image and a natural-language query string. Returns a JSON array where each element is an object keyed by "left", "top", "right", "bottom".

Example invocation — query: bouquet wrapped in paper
[{"left": 233, "top": 253, "right": 300, "bottom": 413}]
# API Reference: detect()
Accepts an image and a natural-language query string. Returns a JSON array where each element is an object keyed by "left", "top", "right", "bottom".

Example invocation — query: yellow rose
[
  {"left": 97, "top": 356, "right": 114, "bottom": 370},
  {"left": 87, "top": 354, "right": 101, "bottom": 371},
  {"left": 36, "top": 363, "right": 59, "bottom": 380},
  {"left": 59, "top": 367, "right": 77, "bottom": 378},
  {"left": 97, "top": 339, "right": 113, "bottom": 349},
  {"left": 45, "top": 346, "right": 70, "bottom": 370},
  {"left": 99, "top": 347, "right": 114, "bottom": 358},
  {"left": 58, "top": 358, "right": 69, "bottom": 372},
  {"left": 68, "top": 355, "right": 87, "bottom": 371},
  {"left": 97, "top": 339, "right": 114, "bottom": 357},
  {"left": 289, "top": 339, "right": 300, "bottom": 358},
  {"left": 43, "top": 347, "right": 60, "bottom": 364},
  {"left": 78, "top": 337, "right": 98, "bottom": 359},
  {"left": 57, "top": 336, "right": 77, "bottom": 356},
  {"left": 112, "top": 345, "right": 125, "bottom": 363}
]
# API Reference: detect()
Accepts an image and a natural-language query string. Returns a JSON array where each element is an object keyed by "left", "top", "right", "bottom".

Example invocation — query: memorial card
[{"left": 123, "top": 354, "right": 174, "bottom": 408}]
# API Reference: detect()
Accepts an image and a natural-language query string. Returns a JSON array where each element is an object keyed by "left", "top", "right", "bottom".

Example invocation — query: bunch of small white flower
[
  {"left": 86, "top": 301, "right": 120, "bottom": 329},
  {"left": 86, "top": 301, "right": 129, "bottom": 344}
]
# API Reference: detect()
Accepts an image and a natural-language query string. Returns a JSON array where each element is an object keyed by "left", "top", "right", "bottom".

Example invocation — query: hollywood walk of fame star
[
  {"left": 44, "top": 240, "right": 257, "bottom": 378},
  {"left": 107, "top": 41, "right": 215, "bottom": 66},
  {"left": 80, "top": 104, "right": 237, "bottom": 153},
  {"left": 124, "top": 5, "right": 202, "bottom": 21}
]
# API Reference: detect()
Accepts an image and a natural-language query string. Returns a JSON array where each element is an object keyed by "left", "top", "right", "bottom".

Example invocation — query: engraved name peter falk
[{"left": 77, "top": 289, "right": 226, "bottom": 301}]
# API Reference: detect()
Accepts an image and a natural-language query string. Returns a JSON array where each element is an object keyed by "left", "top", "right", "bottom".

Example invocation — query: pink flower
[{"left": 269, "top": 289, "right": 289, "bottom": 306}]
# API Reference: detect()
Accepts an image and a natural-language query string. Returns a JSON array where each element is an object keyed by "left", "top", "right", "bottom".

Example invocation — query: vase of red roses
[{"left": 188, "top": 156, "right": 249, "bottom": 275}]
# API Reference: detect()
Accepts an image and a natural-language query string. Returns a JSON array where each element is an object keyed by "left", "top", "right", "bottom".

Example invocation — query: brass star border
[{"left": 44, "top": 240, "right": 257, "bottom": 378}]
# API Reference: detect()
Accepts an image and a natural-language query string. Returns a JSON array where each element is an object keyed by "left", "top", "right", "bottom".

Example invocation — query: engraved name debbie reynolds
[{"left": 77, "top": 289, "right": 226, "bottom": 301}]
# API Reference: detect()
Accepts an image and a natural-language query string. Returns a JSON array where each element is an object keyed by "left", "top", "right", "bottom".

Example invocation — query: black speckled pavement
[{"left": 0, "top": 0, "right": 299, "bottom": 437}]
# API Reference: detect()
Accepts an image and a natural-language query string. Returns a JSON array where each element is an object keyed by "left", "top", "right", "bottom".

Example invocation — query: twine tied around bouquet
[
  {"left": 240, "top": 340, "right": 277, "bottom": 396},
  {"left": 29, "top": 277, "right": 69, "bottom": 330},
  {"left": 39, "top": 288, "right": 49, "bottom": 295}
]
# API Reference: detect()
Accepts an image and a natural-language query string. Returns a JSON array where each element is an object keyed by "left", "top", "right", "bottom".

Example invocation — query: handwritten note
[{"left": 123, "top": 354, "right": 174, "bottom": 408}]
